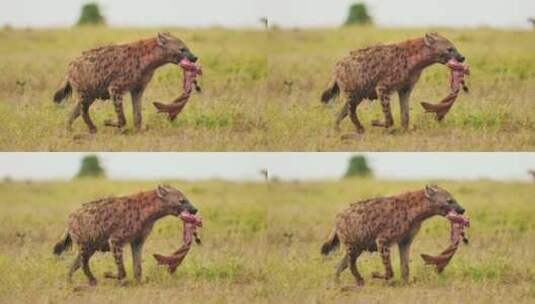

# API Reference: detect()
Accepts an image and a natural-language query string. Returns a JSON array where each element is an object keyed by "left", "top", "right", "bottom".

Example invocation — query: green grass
[
  {"left": 0, "top": 27, "right": 267, "bottom": 151},
  {"left": 1, "top": 26, "right": 535, "bottom": 150},
  {"left": 0, "top": 179, "right": 268, "bottom": 303},
  {"left": 0, "top": 179, "right": 534, "bottom": 303},
  {"left": 266, "top": 178, "right": 535, "bottom": 303},
  {"left": 266, "top": 26, "right": 535, "bottom": 151}
]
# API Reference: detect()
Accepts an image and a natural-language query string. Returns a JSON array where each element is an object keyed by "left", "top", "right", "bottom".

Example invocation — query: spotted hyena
[
  {"left": 321, "top": 185, "right": 465, "bottom": 286},
  {"left": 53, "top": 32, "right": 198, "bottom": 133},
  {"left": 53, "top": 185, "right": 198, "bottom": 285},
  {"left": 321, "top": 33, "right": 465, "bottom": 133}
]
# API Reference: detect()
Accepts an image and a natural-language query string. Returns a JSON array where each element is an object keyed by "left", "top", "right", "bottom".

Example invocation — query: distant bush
[
  {"left": 77, "top": 3, "right": 105, "bottom": 26},
  {"left": 76, "top": 155, "right": 105, "bottom": 178},
  {"left": 344, "top": 155, "right": 372, "bottom": 178},
  {"left": 345, "top": 3, "right": 373, "bottom": 26}
]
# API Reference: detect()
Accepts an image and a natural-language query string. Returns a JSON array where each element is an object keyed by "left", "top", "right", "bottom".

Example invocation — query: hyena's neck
[
  {"left": 399, "top": 38, "right": 437, "bottom": 74},
  {"left": 400, "top": 190, "right": 437, "bottom": 224},
  {"left": 137, "top": 191, "right": 175, "bottom": 224},
  {"left": 136, "top": 39, "right": 172, "bottom": 73}
]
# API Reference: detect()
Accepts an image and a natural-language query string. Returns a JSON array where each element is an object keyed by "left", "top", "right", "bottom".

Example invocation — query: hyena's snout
[{"left": 187, "top": 52, "right": 198, "bottom": 63}]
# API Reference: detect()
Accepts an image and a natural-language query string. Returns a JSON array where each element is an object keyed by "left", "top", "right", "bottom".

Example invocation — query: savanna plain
[
  {"left": 0, "top": 27, "right": 267, "bottom": 151},
  {"left": 1, "top": 27, "right": 534, "bottom": 150},
  {"left": 267, "top": 27, "right": 535, "bottom": 151},
  {"left": 0, "top": 178, "right": 534, "bottom": 303}
]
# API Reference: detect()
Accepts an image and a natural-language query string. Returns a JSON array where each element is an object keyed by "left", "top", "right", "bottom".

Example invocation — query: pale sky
[
  {"left": 0, "top": 153, "right": 534, "bottom": 182},
  {"left": 1, "top": 0, "right": 533, "bottom": 29}
]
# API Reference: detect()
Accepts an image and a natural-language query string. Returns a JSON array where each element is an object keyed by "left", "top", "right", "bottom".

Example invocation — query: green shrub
[
  {"left": 77, "top": 3, "right": 105, "bottom": 26},
  {"left": 76, "top": 155, "right": 105, "bottom": 178},
  {"left": 344, "top": 155, "right": 373, "bottom": 178},
  {"left": 344, "top": 3, "right": 373, "bottom": 26}
]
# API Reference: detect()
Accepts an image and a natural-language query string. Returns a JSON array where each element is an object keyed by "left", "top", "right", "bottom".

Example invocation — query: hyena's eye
[
  {"left": 447, "top": 199, "right": 455, "bottom": 204},
  {"left": 180, "top": 47, "right": 187, "bottom": 52},
  {"left": 447, "top": 47, "right": 454, "bottom": 53}
]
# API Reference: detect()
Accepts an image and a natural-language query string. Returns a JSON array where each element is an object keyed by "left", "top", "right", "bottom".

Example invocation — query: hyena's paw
[
  {"left": 103, "top": 119, "right": 124, "bottom": 128},
  {"left": 104, "top": 271, "right": 125, "bottom": 280},
  {"left": 340, "top": 133, "right": 362, "bottom": 141},
  {"left": 340, "top": 283, "right": 364, "bottom": 292},
  {"left": 72, "top": 284, "right": 96, "bottom": 292},
  {"left": 371, "top": 119, "right": 389, "bottom": 128},
  {"left": 371, "top": 271, "right": 392, "bottom": 280}
]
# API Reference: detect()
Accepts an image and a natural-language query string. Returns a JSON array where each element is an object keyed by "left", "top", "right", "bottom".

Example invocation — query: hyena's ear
[
  {"left": 424, "top": 184, "right": 438, "bottom": 199},
  {"left": 157, "top": 185, "right": 169, "bottom": 198},
  {"left": 424, "top": 33, "right": 437, "bottom": 47},
  {"left": 157, "top": 32, "right": 170, "bottom": 47}
]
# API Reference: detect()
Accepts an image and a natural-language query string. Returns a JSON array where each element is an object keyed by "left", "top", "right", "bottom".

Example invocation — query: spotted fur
[
  {"left": 321, "top": 33, "right": 465, "bottom": 133},
  {"left": 53, "top": 185, "right": 198, "bottom": 285},
  {"left": 53, "top": 32, "right": 197, "bottom": 133},
  {"left": 321, "top": 185, "right": 465, "bottom": 285}
]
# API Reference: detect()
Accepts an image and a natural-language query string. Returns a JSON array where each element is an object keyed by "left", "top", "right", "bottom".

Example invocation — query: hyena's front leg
[
  {"left": 372, "top": 86, "right": 394, "bottom": 128},
  {"left": 372, "top": 238, "right": 394, "bottom": 280},
  {"left": 130, "top": 88, "right": 144, "bottom": 132},
  {"left": 105, "top": 239, "right": 126, "bottom": 280},
  {"left": 398, "top": 240, "right": 413, "bottom": 284},
  {"left": 130, "top": 238, "right": 145, "bottom": 283},
  {"left": 398, "top": 85, "right": 414, "bottom": 130}
]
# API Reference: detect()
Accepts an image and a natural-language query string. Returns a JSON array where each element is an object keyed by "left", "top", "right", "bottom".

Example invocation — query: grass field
[
  {"left": 267, "top": 27, "right": 535, "bottom": 151},
  {"left": 0, "top": 179, "right": 534, "bottom": 303},
  {"left": 0, "top": 27, "right": 267, "bottom": 151},
  {"left": 0, "top": 180, "right": 267, "bottom": 303},
  {"left": 1, "top": 26, "right": 534, "bottom": 151}
]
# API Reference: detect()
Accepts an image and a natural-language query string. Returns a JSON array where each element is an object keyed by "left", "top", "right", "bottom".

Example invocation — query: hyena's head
[
  {"left": 424, "top": 33, "right": 465, "bottom": 64},
  {"left": 424, "top": 184, "right": 465, "bottom": 215},
  {"left": 156, "top": 32, "right": 198, "bottom": 64},
  {"left": 156, "top": 184, "right": 198, "bottom": 216}
]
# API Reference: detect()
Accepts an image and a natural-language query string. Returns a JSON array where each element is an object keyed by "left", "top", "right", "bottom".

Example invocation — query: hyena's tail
[
  {"left": 320, "top": 77, "right": 339, "bottom": 104},
  {"left": 321, "top": 227, "right": 340, "bottom": 256},
  {"left": 53, "top": 77, "right": 72, "bottom": 104},
  {"left": 53, "top": 229, "right": 72, "bottom": 256}
]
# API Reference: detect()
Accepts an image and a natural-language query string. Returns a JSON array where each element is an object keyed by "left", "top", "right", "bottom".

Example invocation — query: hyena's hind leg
[
  {"left": 66, "top": 101, "right": 81, "bottom": 132},
  {"left": 81, "top": 248, "right": 97, "bottom": 286},
  {"left": 349, "top": 248, "right": 364, "bottom": 286},
  {"left": 335, "top": 93, "right": 364, "bottom": 133},
  {"left": 67, "top": 252, "right": 82, "bottom": 283},
  {"left": 348, "top": 95, "right": 365, "bottom": 133},
  {"left": 334, "top": 102, "right": 348, "bottom": 132},
  {"left": 80, "top": 98, "right": 97, "bottom": 134},
  {"left": 334, "top": 253, "right": 349, "bottom": 284}
]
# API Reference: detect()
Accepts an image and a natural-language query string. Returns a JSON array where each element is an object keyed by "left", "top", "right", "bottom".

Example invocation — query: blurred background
[
  {"left": 268, "top": 0, "right": 535, "bottom": 29},
  {"left": 1, "top": 0, "right": 533, "bottom": 29},
  {"left": 1, "top": 152, "right": 535, "bottom": 181}
]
